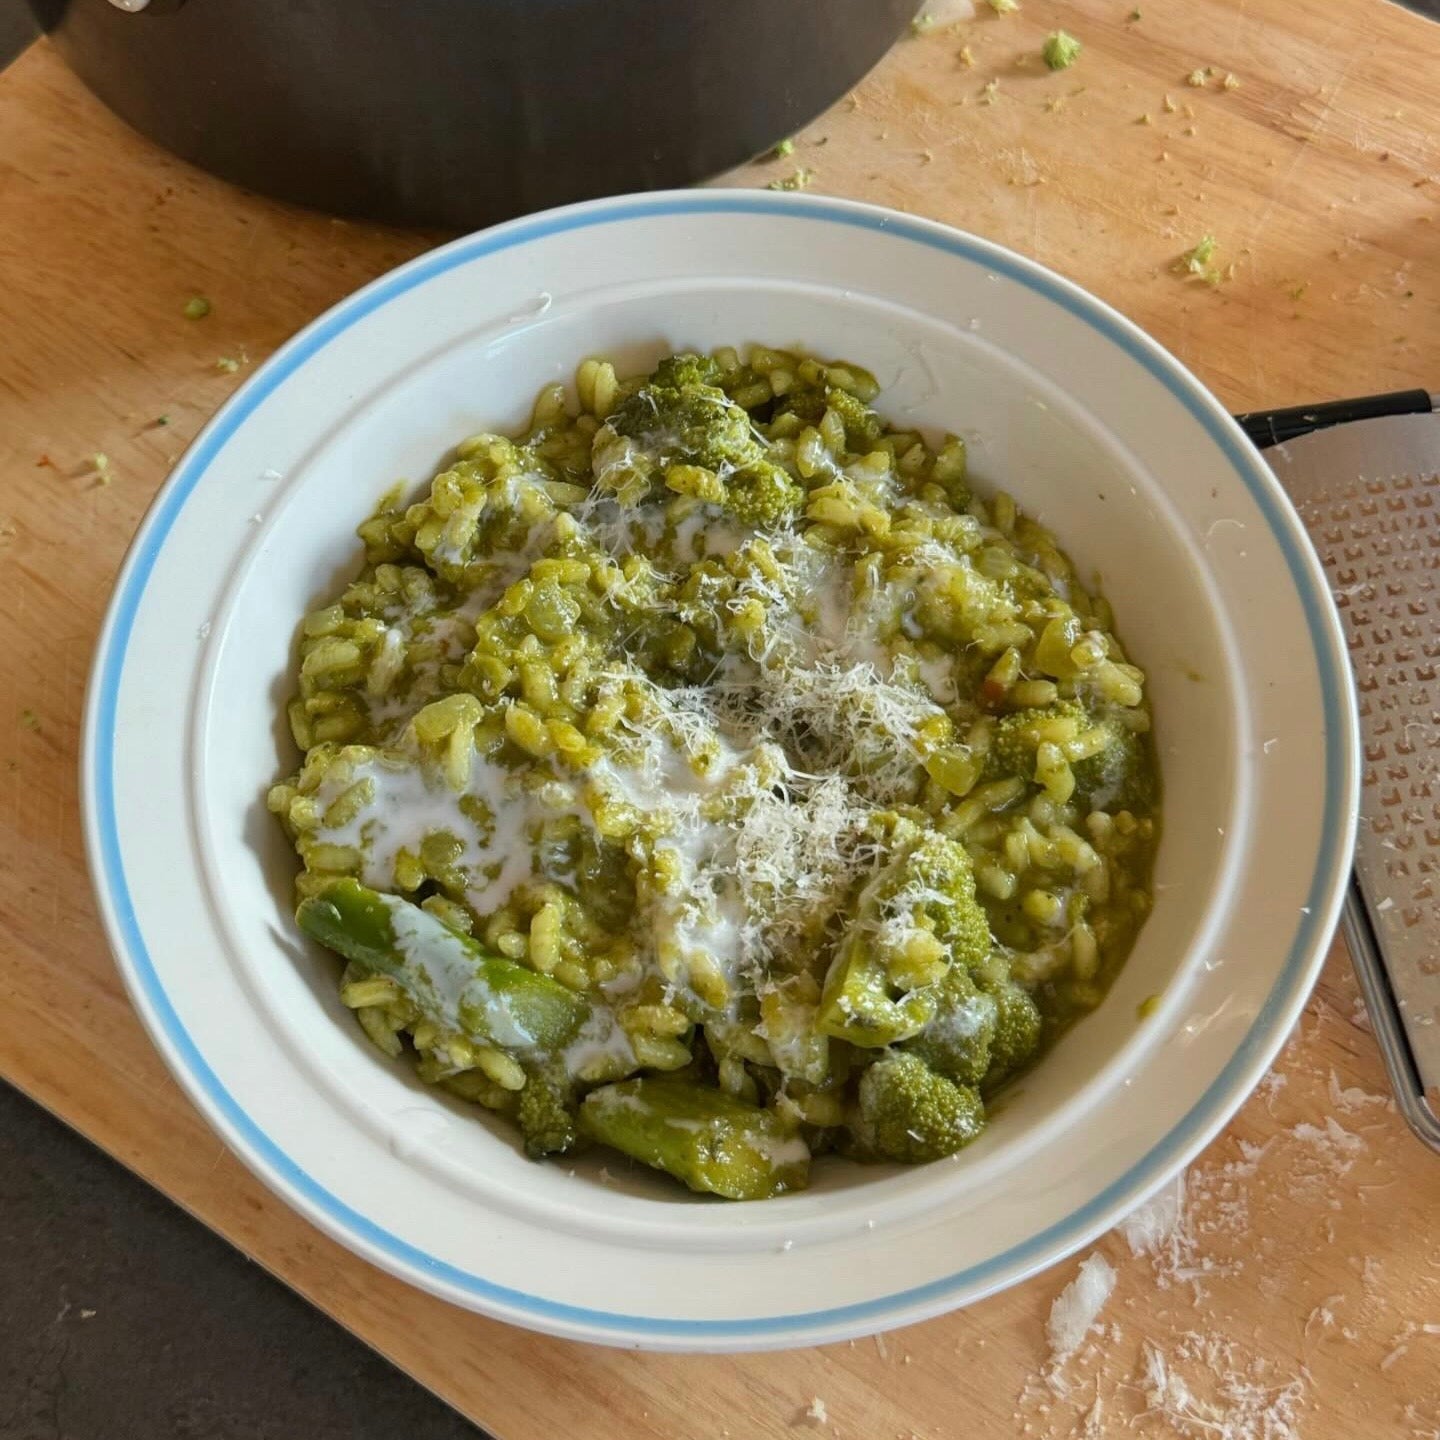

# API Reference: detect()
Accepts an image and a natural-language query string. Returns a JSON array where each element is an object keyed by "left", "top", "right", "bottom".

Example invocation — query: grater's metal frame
[
  {"left": 1265, "top": 413, "right": 1440, "bottom": 1152},
  {"left": 1343, "top": 881, "right": 1440, "bottom": 1147}
]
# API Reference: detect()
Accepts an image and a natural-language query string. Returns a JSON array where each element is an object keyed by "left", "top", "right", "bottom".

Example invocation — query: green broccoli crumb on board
[
  {"left": 985, "top": 0, "right": 1018, "bottom": 13},
  {"left": 1042, "top": 31, "right": 1082, "bottom": 70},
  {"left": 766, "top": 166, "right": 814, "bottom": 192},
  {"left": 20, "top": 708, "right": 40, "bottom": 731},
  {"left": 769, "top": 137, "right": 795, "bottom": 160},
  {"left": 1175, "top": 234, "right": 1223, "bottom": 284},
  {"left": 182, "top": 295, "right": 211, "bottom": 320}
]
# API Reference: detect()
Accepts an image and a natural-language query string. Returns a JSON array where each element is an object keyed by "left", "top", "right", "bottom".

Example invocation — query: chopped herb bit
[
  {"left": 958, "top": 43, "right": 976, "bottom": 66},
  {"left": 766, "top": 167, "right": 815, "bottom": 192},
  {"left": 1186, "top": 68, "right": 1208, "bottom": 87},
  {"left": 1221, "top": 72, "right": 1241, "bottom": 91},
  {"left": 985, "top": 0, "right": 1018, "bottom": 13},
  {"left": 183, "top": 295, "right": 212, "bottom": 320},
  {"left": 155, "top": 415, "right": 170, "bottom": 426},
  {"left": 20, "top": 708, "right": 39, "bottom": 732},
  {"left": 1042, "top": 30, "right": 1082, "bottom": 69}
]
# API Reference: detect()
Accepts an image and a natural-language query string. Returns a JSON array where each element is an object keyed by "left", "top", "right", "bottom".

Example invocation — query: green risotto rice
[{"left": 269, "top": 346, "right": 1159, "bottom": 1200}]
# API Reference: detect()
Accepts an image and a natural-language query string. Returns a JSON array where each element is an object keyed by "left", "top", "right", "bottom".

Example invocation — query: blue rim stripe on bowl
[{"left": 89, "top": 193, "right": 1353, "bottom": 1341}]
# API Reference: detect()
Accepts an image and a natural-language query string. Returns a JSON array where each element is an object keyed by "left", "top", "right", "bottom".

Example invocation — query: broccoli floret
[
  {"left": 857, "top": 1051, "right": 985, "bottom": 1163},
  {"left": 987, "top": 702, "right": 1155, "bottom": 812},
  {"left": 987, "top": 700, "right": 1087, "bottom": 780},
  {"left": 979, "top": 978, "right": 1042, "bottom": 1087},
  {"left": 902, "top": 967, "right": 999, "bottom": 1085},
  {"left": 817, "top": 833, "right": 993, "bottom": 1046},
  {"left": 517, "top": 1066, "right": 581, "bottom": 1159},
  {"left": 650, "top": 352, "right": 722, "bottom": 390},
  {"left": 594, "top": 357, "right": 803, "bottom": 525},
  {"left": 1071, "top": 723, "right": 1156, "bottom": 813},
  {"left": 1042, "top": 30, "right": 1082, "bottom": 70},
  {"left": 822, "top": 386, "right": 884, "bottom": 450}
]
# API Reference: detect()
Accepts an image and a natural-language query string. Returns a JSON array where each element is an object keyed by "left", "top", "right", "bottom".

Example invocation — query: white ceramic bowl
[{"left": 82, "top": 192, "right": 1357, "bottom": 1352}]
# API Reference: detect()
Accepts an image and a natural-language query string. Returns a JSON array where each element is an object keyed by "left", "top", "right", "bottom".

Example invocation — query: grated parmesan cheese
[{"left": 1047, "top": 1253, "right": 1117, "bottom": 1364}]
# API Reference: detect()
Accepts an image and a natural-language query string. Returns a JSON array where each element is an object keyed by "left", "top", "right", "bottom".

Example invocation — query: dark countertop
[{"left": 0, "top": 1081, "right": 488, "bottom": 1440}]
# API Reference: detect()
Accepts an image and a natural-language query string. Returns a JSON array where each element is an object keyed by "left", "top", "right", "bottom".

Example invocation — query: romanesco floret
[
  {"left": 517, "top": 1066, "right": 581, "bottom": 1159},
  {"left": 857, "top": 1051, "right": 985, "bottom": 1163},
  {"left": 902, "top": 967, "right": 999, "bottom": 1085}
]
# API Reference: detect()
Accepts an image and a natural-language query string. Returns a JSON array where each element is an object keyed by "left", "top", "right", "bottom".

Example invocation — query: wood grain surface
[{"left": 4, "top": 2, "right": 1440, "bottom": 1435}]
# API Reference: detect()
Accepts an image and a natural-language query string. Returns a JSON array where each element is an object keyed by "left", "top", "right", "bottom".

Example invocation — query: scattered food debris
[
  {"left": 985, "top": 0, "right": 1018, "bottom": 13},
  {"left": 183, "top": 295, "right": 212, "bottom": 320},
  {"left": 767, "top": 167, "right": 815, "bottom": 192},
  {"left": 20, "top": 708, "right": 40, "bottom": 731},
  {"left": 958, "top": 43, "right": 976, "bottom": 66},
  {"left": 805, "top": 1396, "right": 829, "bottom": 1425},
  {"left": 216, "top": 355, "right": 244, "bottom": 374},
  {"left": 91, "top": 452, "right": 113, "bottom": 485},
  {"left": 155, "top": 414, "right": 170, "bottom": 426},
  {"left": 1162, "top": 93, "right": 1177, "bottom": 113},
  {"left": 1221, "top": 72, "right": 1241, "bottom": 91},
  {"left": 766, "top": 138, "right": 795, "bottom": 160},
  {"left": 1042, "top": 30, "right": 1082, "bottom": 70},
  {"left": 1047, "top": 1253, "right": 1116, "bottom": 1363},
  {"left": 1186, "top": 68, "right": 1209, "bottom": 87},
  {"left": 1118, "top": 1173, "right": 1186, "bottom": 1256},
  {"left": 980, "top": 78, "right": 1001, "bottom": 104},
  {"left": 1174, "top": 234, "right": 1224, "bottom": 284}
]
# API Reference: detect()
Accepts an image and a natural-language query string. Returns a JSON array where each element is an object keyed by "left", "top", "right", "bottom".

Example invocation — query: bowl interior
[{"left": 199, "top": 280, "right": 1243, "bottom": 1226}]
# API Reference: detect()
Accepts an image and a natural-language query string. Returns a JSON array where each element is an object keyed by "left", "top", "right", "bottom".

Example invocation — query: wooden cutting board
[{"left": 3, "top": 1, "right": 1440, "bottom": 1434}]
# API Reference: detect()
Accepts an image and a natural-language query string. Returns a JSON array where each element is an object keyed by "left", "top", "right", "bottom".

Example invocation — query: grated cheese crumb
[
  {"left": 1118, "top": 1172, "right": 1186, "bottom": 1257},
  {"left": 1047, "top": 1254, "right": 1117, "bottom": 1363},
  {"left": 805, "top": 1396, "right": 829, "bottom": 1424}
]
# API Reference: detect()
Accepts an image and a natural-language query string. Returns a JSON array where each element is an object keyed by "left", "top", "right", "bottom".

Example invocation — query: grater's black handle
[{"left": 1234, "top": 388, "right": 1434, "bottom": 450}]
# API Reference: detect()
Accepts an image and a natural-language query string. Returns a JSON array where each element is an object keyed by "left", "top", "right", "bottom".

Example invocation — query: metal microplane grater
[{"left": 1267, "top": 414, "right": 1440, "bottom": 1151}]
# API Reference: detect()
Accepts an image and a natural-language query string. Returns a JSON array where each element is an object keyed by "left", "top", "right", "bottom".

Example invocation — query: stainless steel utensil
[{"left": 1263, "top": 414, "right": 1440, "bottom": 1150}]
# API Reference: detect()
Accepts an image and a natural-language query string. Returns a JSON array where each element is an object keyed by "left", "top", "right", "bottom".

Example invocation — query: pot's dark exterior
[{"left": 30, "top": 0, "right": 913, "bottom": 230}]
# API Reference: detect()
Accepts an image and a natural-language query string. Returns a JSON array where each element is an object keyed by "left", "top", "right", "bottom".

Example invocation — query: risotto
[{"left": 268, "top": 346, "right": 1159, "bottom": 1200}]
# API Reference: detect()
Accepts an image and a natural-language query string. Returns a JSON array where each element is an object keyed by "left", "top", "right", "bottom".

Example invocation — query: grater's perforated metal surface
[{"left": 1270, "top": 415, "right": 1440, "bottom": 1097}]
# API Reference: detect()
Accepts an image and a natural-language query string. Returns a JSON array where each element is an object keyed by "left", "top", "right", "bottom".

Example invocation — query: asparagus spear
[
  {"left": 579, "top": 1078, "right": 810, "bottom": 1200},
  {"left": 297, "top": 879, "right": 588, "bottom": 1053}
]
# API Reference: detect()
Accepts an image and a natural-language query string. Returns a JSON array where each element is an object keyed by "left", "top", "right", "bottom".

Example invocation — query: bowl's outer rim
[{"left": 80, "top": 189, "right": 1359, "bottom": 1352}]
